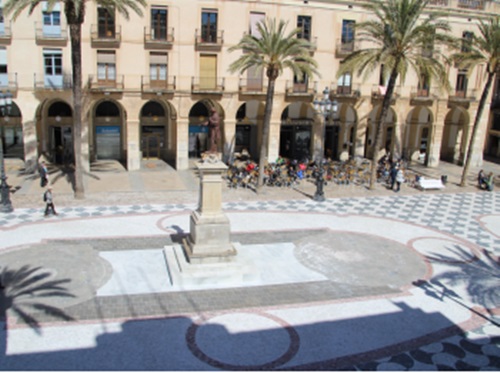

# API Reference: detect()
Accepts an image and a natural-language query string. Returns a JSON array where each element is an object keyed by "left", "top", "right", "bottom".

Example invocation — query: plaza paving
[{"left": 0, "top": 158, "right": 499, "bottom": 370}]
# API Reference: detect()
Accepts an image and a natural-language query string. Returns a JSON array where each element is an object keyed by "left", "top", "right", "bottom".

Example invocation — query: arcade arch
[
  {"left": 280, "top": 102, "right": 315, "bottom": 162},
  {"left": 93, "top": 100, "right": 123, "bottom": 161},
  {"left": 1, "top": 100, "right": 22, "bottom": 160},
  {"left": 235, "top": 101, "right": 265, "bottom": 159},
  {"left": 188, "top": 100, "right": 224, "bottom": 158},
  {"left": 404, "top": 106, "right": 433, "bottom": 165},
  {"left": 441, "top": 106, "right": 469, "bottom": 164},
  {"left": 365, "top": 106, "right": 397, "bottom": 159},
  {"left": 139, "top": 100, "right": 176, "bottom": 162}
]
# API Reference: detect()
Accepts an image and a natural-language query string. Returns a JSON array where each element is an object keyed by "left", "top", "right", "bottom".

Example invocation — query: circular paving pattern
[
  {"left": 186, "top": 311, "right": 300, "bottom": 370},
  {"left": 0, "top": 243, "right": 112, "bottom": 308},
  {"left": 294, "top": 231, "right": 428, "bottom": 289}
]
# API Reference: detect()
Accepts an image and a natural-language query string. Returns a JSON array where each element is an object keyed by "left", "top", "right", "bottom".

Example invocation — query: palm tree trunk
[
  {"left": 460, "top": 71, "right": 495, "bottom": 187},
  {"left": 257, "top": 77, "right": 276, "bottom": 193},
  {"left": 68, "top": 24, "right": 85, "bottom": 199},
  {"left": 369, "top": 68, "right": 399, "bottom": 189}
]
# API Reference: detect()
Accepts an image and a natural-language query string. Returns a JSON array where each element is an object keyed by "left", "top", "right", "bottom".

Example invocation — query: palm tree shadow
[
  {"left": 0, "top": 265, "right": 76, "bottom": 355},
  {"left": 422, "top": 244, "right": 500, "bottom": 319}
]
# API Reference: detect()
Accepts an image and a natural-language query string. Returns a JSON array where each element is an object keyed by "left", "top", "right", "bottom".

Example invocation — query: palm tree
[
  {"left": 455, "top": 16, "right": 500, "bottom": 187},
  {"left": 228, "top": 18, "right": 319, "bottom": 192},
  {"left": 337, "top": 0, "right": 455, "bottom": 189},
  {"left": 4, "top": 0, "right": 146, "bottom": 199}
]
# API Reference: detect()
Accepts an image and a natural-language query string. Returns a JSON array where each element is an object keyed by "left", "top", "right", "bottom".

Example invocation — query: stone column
[
  {"left": 185, "top": 156, "right": 237, "bottom": 264},
  {"left": 427, "top": 99, "right": 448, "bottom": 168}
]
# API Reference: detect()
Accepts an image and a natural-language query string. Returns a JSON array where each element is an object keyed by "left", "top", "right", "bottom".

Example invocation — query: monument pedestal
[{"left": 184, "top": 156, "right": 237, "bottom": 264}]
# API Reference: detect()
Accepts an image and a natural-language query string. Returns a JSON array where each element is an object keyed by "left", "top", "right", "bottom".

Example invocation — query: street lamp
[
  {"left": 313, "top": 87, "right": 338, "bottom": 202},
  {"left": 0, "top": 90, "right": 13, "bottom": 213}
]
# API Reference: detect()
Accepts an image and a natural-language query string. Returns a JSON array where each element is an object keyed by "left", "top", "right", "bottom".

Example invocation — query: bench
[{"left": 417, "top": 177, "right": 445, "bottom": 191}]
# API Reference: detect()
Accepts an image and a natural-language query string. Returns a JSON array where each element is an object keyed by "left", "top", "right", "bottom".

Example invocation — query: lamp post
[
  {"left": 0, "top": 90, "right": 13, "bottom": 213},
  {"left": 313, "top": 87, "right": 338, "bottom": 202}
]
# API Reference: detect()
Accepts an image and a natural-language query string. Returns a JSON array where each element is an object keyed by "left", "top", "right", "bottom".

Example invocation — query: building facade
[{"left": 1, "top": 0, "right": 499, "bottom": 173}]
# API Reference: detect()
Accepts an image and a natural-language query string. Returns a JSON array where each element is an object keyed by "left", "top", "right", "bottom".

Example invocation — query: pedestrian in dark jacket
[{"left": 43, "top": 187, "right": 58, "bottom": 216}]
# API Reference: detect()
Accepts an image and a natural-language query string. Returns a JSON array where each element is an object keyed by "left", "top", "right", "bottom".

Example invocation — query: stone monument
[{"left": 183, "top": 153, "right": 237, "bottom": 263}]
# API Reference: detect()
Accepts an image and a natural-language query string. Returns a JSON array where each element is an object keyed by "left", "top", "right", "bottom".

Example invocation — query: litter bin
[{"left": 441, "top": 175, "right": 448, "bottom": 184}]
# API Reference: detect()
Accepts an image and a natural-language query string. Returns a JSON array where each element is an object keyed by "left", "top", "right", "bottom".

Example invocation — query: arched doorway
[
  {"left": 325, "top": 103, "right": 357, "bottom": 161},
  {"left": 365, "top": 106, "right": 397, "bottom": 159},
  {"left": 440, "top": 107, "right": 468, "bottom": 164},
  {"left": 404, "top": 106, "right": 433, "bottom": 165},
  {"left": 1, "top": 100, "right": 22, "bottom": 160},
  {"left": 235, "top": 101, "right": 263, "bottom": 160},
  {"left": 140, "top": 101, "right": 166, "bottom": 160},
  {"left": 280, "top": 103, "right": 315, "bottom": 162},
  {"left": 47, "top": 101, "right": 73, "bottom": 164},
  {"left": 188, "top": 100, "right": 224, "bottom": 158},
  {"left": 94, "top": 101, "right": 123, "bottom": 161}
]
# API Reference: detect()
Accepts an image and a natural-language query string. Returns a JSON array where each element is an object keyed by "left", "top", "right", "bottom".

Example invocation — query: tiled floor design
[{"left": 1, "top": 192, "right": 499, "bottom": 370}]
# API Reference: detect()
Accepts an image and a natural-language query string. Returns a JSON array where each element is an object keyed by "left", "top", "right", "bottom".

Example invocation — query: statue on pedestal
[{"left": 203, "top": 108, "right": 220, "bottom": 154}]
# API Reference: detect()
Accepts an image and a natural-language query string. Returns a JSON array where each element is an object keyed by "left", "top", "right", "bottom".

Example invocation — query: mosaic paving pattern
[{"left": 1, "top": 191, "right": 499, "bottom": 370}]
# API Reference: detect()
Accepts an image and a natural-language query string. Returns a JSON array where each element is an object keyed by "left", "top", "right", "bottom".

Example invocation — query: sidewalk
[
  {"left": 0, "top": 157, "right": 499, "bottom": 370},
  {"left": 3, "top": 157, "right": 500, "bottom": 209}
]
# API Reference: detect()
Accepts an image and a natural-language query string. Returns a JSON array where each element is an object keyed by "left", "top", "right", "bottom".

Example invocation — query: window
[
  {"left": 293, "top": 70, "right": 308, "bottom": 93},
  {"left": 249, "top": 12, "right": 264, "bottom": 37},
  {"left": 201, "top": 9, "right": 217, "bottom": 43},
  {"left": 43, "top": 48, "right": 63, "bottom": 87},
  {"left": 461, "top": 31, "right": 473, "bottom": 53},
  {"left": 199, "top": 54, "right": 217, "bottom": 89},
  {"left": 247, "top": 12, "right": 265, "bottom": 90},
  {"left": 97, "top": 50, "right": 116, "bottom": 83},
  {"left": 98, "top": 7, "right": 115, "bottom": 38},
  {"left": 0, "top": 47, "right": 7, "bottom": 87},
  {"left": 297, "top": 15, "right": 311, "bottom": 41},
  {"left": 337, "top": 73, "right": 352, "bottom": 94},
  {"left": 0, "top": 0, "right": 5, "bottom": 35},
  {"left": 42, "top": 1, "right": 61, "bottom": 36},
  {"left": 455, "top": 69, "right": 468, "bottom": 97},
  {"left": 150, "top": 52, "right": 167, "bottom": 87},
  {"left": 418, "top": 73, "right": 430, "bottom": 96},
  {"left": 151, "top": 7, "right": 167, "bottom": 40},
  {"left": 341, "top": 20, "right": 355, "bottom": 44}
]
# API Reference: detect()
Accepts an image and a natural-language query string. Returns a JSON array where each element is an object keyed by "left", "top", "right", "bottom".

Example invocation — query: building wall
[{"left": 0, "top": 0, "right": 498, "bottom": 172}]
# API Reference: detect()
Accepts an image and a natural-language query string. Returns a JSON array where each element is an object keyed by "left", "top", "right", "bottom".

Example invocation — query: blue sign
[
  {"left": 96, "top": 126, "right": 120, "bottom": 135},
  {"left": 189, "top": 125, "right": 209, "bottom": 134}
]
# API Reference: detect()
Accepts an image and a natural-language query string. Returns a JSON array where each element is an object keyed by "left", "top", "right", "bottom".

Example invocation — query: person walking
[
  {"left": 390, "top": 162, "right": 398, "bottom": 190},
  {"left": 39, "top": 161, "right": 49, "bottom": 187},
  {"left": 395, "top": 167, "right": 405, "bottom": 192},
  {"left": 43, "top": 187, "right": 58, "bottom": 216}
]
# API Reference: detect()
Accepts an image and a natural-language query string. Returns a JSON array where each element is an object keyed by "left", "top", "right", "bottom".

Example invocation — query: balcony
[
  {"left": 0, "top": 73, "right": 18, "bottom": 95},
  {"left": 144, "top": 26, "right": 174, "bottom": 49},
  {"left": 0, "top": 22, "right": 12, "bottom": 44},
  {"left": 34, "top": 73, "right": 72, "bottom": 91},
  {"left": 238, "top": 77, "right": 267, "bottom": 95},
  {"left": 35, "top": 22, "right": 68, "bottom": 46},
  {"left": 298, "top": 36, "right": 318, "bottom": 53},
  {"left": 457, "top": 0, "right": 486, "bottom": 10},
  {"left": 285, "top": 80, "right": 317, "bottom": 98},
  {"left": 88, "top": 74, "right": 124, "bottom": 93},
  {"left": 331, "top": 84, "right": 361, "bottom": 99},
  {"left": 195, "top": 29, "right": 223, "bottom": 51},
  {"left": 191, "top": 76, "right": 224, "bottom": 94},
  {"left": 371, "top": 85, "right": 402, "bottom": 98},
  {"left": 91, "top": 24, "right": 121, "bottom": 48},
  {"left": 448, "top": 88, "right": 478, "bottom": 102},
  {"left": 141, "top": 75, "right": 176, "bottom": 94},
  {"left": 410, "top": 86, "right": 437, "bottom": 103},
  {"left": 427, "top": 0, "right": 492, "bottom": 10},
  {"left": 335, "top": 39, "right": 358, "bottom": 58}
]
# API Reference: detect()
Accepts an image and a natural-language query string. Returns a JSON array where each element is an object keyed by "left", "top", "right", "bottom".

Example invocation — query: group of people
[
  {"left": 389, "top": 162, "right": 405, "bottom": 192},
  {"left": 38, "top": 161, "right": 57, "bottom": 216},
  {"left": 478, "top": 170, "right": 495, "bottom": 191}
]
